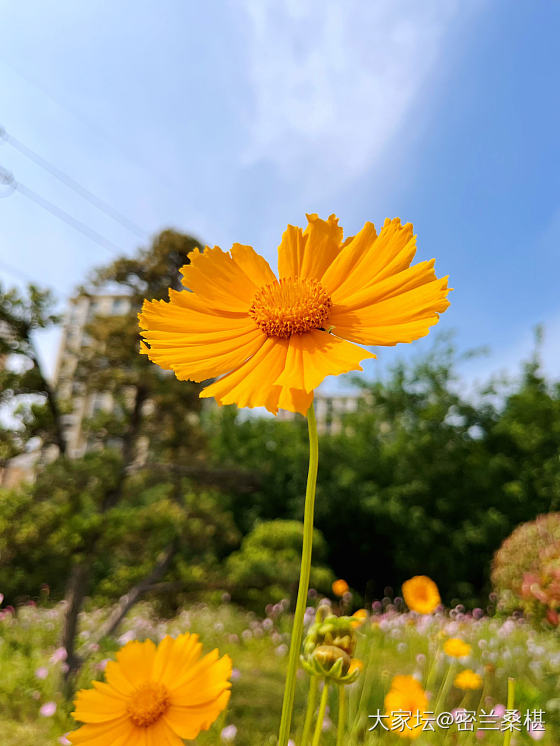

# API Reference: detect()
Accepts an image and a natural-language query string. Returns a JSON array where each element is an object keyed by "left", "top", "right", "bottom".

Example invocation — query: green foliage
[
  {"left": 492, "top": 512, "right": 560, "bottom": 623},
  {"left": 210, "top": 337, "right": 560, "bottom": 606},
  {"left": 0, "top": 454, "right": 239, "bottom": 606},
  {"left": 226, "top": 520, "right": 333, "bottom": 609},
  {"left": 0, "top": 283, "right": 64, "bottom": 456},
  {"left": 0, "top": 230, "right": 243, "bottom": 619}
]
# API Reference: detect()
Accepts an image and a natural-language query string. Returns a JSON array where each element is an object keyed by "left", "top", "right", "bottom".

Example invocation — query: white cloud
[{"left": 238, "top": 0, "right": 478, "bottom": 193}]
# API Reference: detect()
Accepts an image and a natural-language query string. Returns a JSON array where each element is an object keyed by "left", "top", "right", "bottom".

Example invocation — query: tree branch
[{"left": 88, "top": 542, "right": 177, "bottom": 645}]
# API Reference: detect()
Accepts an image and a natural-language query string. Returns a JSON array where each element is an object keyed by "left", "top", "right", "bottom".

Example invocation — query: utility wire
[
  {"left": 0, "top": 258, "right": 36, "bottom": 284},
  {"left": 0, "top": 57, "right": 181, "bottom": 195},
  {"left": 0, "top": 126, "right": 149, "bottom": 239},
  {"left": 0, "top": 166, "right": 121, "bottom": 257}
]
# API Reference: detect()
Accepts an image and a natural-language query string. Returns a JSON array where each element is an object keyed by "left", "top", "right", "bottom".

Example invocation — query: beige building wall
[
  {"left": 54, "top": 294, "right": 132, "bottom": 458},
  {"left": 277, "top": 392, "right": 361, "bottom": 434}
]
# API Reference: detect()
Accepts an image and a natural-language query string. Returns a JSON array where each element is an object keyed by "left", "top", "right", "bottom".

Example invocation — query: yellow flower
[
  {"left": 402, "top": 576, "right": 441, "bottom": 614},
  {"left": 139, "top": 214, "right": 450, "bottom": 415},
  {"left": 332, "top": 578, "right": 350, "bottom": 597},
  {"left": 348, "top": 658, "right": 364, "bottom": 675},
  {"left": 454, "top": 669, "right": 483, "bottom": 690},
  {"left": 351, "top": 609, "right": 368, "bottom": 628},
  {"left": 68, "top": 634, "right": 231, "bottom": 745},
  {"left": 444, "top": 638, "right": 472, "bottom": 658},
  {"left": 384, "top": 675, "right": 429, "bottom": 740}
]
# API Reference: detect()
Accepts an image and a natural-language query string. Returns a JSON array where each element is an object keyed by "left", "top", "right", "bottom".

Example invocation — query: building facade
[{"left": 53, "top": 293, "right": 132, "bottom": 458}]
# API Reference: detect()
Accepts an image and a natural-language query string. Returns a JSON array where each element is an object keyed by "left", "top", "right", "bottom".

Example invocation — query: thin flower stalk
[
  {"left": 311, "top": 681, "right": 330, "bottom": 746},
  {"left": 433, "top": 660, "right": 457, "bottom": 715},
  {"left": 336, "top": 684, "right": 346, "bottom": 746},
  {"left": 278, "top": 403, "right": 319, "bottom": 746},
  {"left": 502, "top": 678, "right": 516, "bottom": 746},
  {"left": 301, "top": 675, "right": 319, "bottom": 746}
]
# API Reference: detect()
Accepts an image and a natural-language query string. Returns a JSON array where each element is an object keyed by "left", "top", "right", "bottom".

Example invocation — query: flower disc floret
[
  {"left": 127, "top": 682, "right": 170, "bottom": 727},
  {"left": 248, "top": 277, "right": 332, "bottom": 338}
]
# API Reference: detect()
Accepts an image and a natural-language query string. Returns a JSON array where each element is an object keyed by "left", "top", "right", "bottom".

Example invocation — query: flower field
[{"left": 2, "top": 593, "right": 558, "bottom": 745}]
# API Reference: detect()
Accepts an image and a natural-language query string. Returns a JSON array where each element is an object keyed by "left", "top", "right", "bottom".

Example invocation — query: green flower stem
[
  {"left": 349, "top": 628, "right": 384, "bottom": 738},
  {"left": 424, "top": 640, "right": 442, "bottom": 696},
  {"left": 311, "top": 682, "right": 329, "bottom": 746},
  {"left": 433, "top": 660, "right": 456, "bottom": 715},
  {"left": 502, "top": 678, "right": 515, "bottom": 746},
  {"left": 301, "top": 676, "right": 319, "bottom": 746},
  {"left": 336, "top": 684, "right": 346, "bottom": 746},
  {"left": 278, "top": 403, "right": 319, "bottom": 746}
]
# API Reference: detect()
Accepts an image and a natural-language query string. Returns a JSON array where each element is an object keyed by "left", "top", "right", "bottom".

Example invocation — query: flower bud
[
  {"left": 312, "top": 645, "right": 351, "bottom": 676},
  {"left": 301, "top": 609, "right": 362, "bottom": 683}
]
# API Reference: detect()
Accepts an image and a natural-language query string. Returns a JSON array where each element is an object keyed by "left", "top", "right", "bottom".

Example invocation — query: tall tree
[
  {"left": 0, "top": 283, "right": 64, "bottom": 461},
  {"left": 0, "top": 230, "right": 246, "bottom": 688}
]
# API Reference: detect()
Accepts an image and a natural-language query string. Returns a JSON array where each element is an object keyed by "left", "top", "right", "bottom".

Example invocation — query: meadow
[{"left": 1, "top": 591, "right": 557, "bottom": 745}]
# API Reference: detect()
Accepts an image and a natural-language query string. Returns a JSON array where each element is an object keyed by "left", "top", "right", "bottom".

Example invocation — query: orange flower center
[
  {"left": 249, "top": 277, "right": 332, "bottom": 338},
  {"left": 127, "top": 682, "right": 170, "bottom": 728}
]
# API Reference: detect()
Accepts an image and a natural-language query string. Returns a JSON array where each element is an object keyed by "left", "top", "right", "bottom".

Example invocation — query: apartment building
[
  {"left": 53, "top": 293, "right": 132, "bottom": 458},
  {"left": 277, "top": 391, "right": 361, "bottom": 434}
]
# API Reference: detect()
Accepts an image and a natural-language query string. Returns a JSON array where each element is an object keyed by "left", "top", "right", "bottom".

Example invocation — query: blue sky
[{"left": 0, "top": 0, "right": 558, "bottom": 388}]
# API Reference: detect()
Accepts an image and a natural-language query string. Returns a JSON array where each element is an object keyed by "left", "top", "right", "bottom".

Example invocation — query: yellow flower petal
[
  {"left": 200, "top": 337, "right": 290, "bottom": 413},
  {"left": 151, "top": 634, "right": 203, "bottom": 690},
  {"left": 274, "top": 331, "right": 375, "bottom": 394},
  {"left": 115, "top": 639, "right": 156, "bottom": 686},
  {"left": 277, "top": 224, "right": 307, "bottom": 279},
  {"left": 320, "top": 221, "right": 379, "bottom": 295},
  {"left": 67, "top": 716, "right": 134, "bottom": 745},
  {"left": 72, "top": 686, "right": 127, "bottom": 723},
  {"left": 165, "top": 689, "right": 231, "bottom": 739},
  {"left": 179, "top": 245, "right": 263, "bottom": 313},
  {"left": 139, "top": 292, "right": 267, "bottom": 382},
  {"left": 146, "top": 718, "right": 184, "bottom": 746},
  {"left": 278, "top": 214, "right": 344, "bottom": 281},
  {"left": 231, "top": 242, "right": 277, "bottom": 287},
  {"left": 323, "top": 219, "right": 413, "bottom": 296},
  {"left": 169, "top": 651, "right": 232, "bottom": 703},
  {"left": 103, "top": 661, "right": 135, "bottom": 697},
  {"left": 275, "top": 385, "right": 314, "bottom": 416}
]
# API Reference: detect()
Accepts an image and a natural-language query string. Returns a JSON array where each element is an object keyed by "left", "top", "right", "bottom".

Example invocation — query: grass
[{"left": 1, "top": 597, "right": 558, "bottom": 744}]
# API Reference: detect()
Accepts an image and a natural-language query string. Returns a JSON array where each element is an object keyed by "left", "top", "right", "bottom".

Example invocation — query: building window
[{"left": 112, "top": 298, "right": 129, "bottom": 314}]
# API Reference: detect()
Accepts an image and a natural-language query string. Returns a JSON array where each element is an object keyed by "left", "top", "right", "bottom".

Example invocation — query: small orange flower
[
  {"left": 68, "top": 634, "right": 231, "bottom": 745},
  {"left": 454, "top": 669, "right": 483, "bottom": 690},
  {"left": 351, "top": 609, "right": 368, "bottom": 628},
  {"left": 384, "top": 675, "right": 429, "bottom": 740},
  {"left": 332, "top": 579, "right": 349, "bottom": 597},
  {"left": 444, "top": 638, "right": 471, "bottom": 658},
  {"left": 402, "top": 576, "right": 441, "bottom": 614},
  {"left": 348, "top": 658, "right": 364, "bottom": 675}
]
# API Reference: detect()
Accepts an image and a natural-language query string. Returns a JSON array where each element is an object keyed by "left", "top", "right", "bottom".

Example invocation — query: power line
[
  {"left": 0, "top": 57, "right": 182, "bottom": 195},
  {"left": 0, "top": 258, "right": 36, "bottom": 284},
  {"left": 0, "top": 126, "right": 149, "bottom": 239},
  {"left": 0, "top": 166, "right": 121, "bottom": 257}
]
